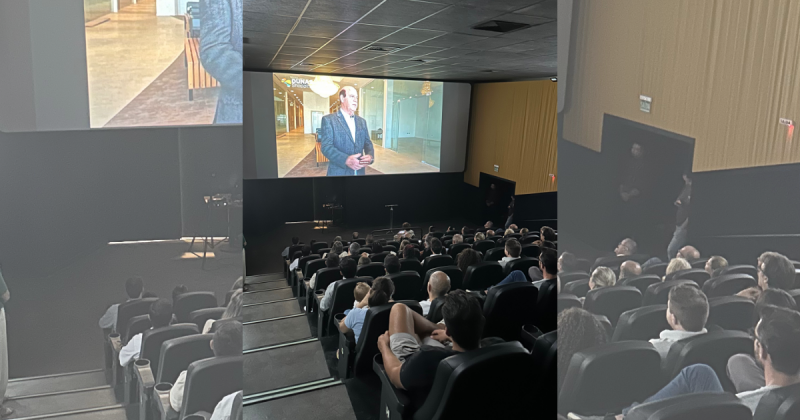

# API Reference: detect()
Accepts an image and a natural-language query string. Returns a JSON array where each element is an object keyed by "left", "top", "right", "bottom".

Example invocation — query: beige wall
[
  {"left": 562, "top": 0, "right": 800, "bottom": 172},
  {"left": 465, "top": 80, "right": 558, "bottom": 195}
]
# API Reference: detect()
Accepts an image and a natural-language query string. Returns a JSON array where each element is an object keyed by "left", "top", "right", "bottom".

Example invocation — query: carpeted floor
[{"left": 284, "top": 150, "right": 384, "bottom": 178}]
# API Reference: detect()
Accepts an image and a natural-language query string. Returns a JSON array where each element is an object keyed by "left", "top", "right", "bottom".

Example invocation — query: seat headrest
[
  {"left": 664, "top": 330, "right": 753, "bottom": 379},
  {"left": 626, "top": 392, "right": 752, "bottom": 420},
  {"left": 753, "top": 381, "right": 800, "bottom": 420}
]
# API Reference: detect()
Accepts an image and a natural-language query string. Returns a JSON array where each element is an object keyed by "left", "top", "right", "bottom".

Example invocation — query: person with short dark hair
[
  {"left": 282, "top": 237, "right": 300, "bottom": 258},
  {"left": 310, "top": 253, "right": 340, "bottom": 290},
  {"left": 119, "top": 299, "right": 172, "bottom": 367},
  {"left": 430, "top": 238, "right": 443, "bottom": 256},
  {"left": 358, "top": 255, "right": 371, "bottom": 266},
  {"left": 499, "top": 239, "right": 522, "bottom": 268},
  {"left": 377, "top": 290, "right": 485, "bottom": 409},
  {"left": 366, "top": 234, "right": 374, "bottom": 245},
  {"left": 319, "top": 257, "right": 357, "bottom": 312},
  {"left": 384, "top": 255, "right": 401, "bottom": 275},
  {"left": 420, "top": 271, "right": 450, "bottom": 316},
  {"left": 170, "top": 320, "right": 242, "bottom": 411},
  {"left": 289, "top": 245, "right": 312, "bottom": 271},
  {"left": 339, "top": 277, "right": 395, "bottom": 342},
  {"left": 757, "top": 251, "right": 796, "bottom": 290},
  {"left": 99, "top": 276, "right": 144, "bottom": 331},
  {"left": 650, "top": 285, "right": 709, "bottom": 357},
  {"left": 705, "top": 255, "right": 728, "bottom": 276},
  {"left": 172, "top": 285, "right": 188, "bottom": 304},
  {"left": 398, "top": 222, "right": 411, "bottom": 236},
  {"left": 540, "top": 226, "right": 556, "bottom": 242},
  {"left": 353, "top": 232, "right": 359, "bottom": 239}
]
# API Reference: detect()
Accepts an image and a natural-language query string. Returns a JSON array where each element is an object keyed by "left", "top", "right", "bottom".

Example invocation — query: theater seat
[
  {"left": 560, "top": 271, "right": 590, "bottom": 284},
  {"left": 690, "top": 258, "right": 709, "bottom": 269},
  {"left": 643, "top": 280, "right": 699, "bottom": 306},
  {"left": 387, "top": 241, "right": 400, "bottom": 250},
  {"left": 707, "top": 296, "right": 754, "bottom": 331},
  {"left": 472, "top": 239, "right": 496, "bottom": 254},
  {"left": 311, "top": 242, "right": 328, "bottom": 253},
  {"left": 448, "top": 243, "right": 471, "bottom": 258},
  {"left": 669, "top": 269, "right": 711, "bottom": 287},
  {"left": 753, "top": 381, "right": 800, "bottom": 420},
  {"left": 612, "top": 305, "right": 668, "bottom": 342},
  {"left": 373, "top": 342, "right": 534, "bottom": 420},
  {"left": 521, "top": 244, "right": 541, "bottom": 258},
  {"left": 352, "top": 238, "right": 366, "bottom": 246},
  {"left": 430, "top": 232, "right": 444, "bottom": 239},
  {"left": 557, "top": 294, "right": 582, "bottom": 314},
  {"left": 370, "top": 251, "right": 391, "bottom": 263},
  {"left": 319, "top": 277, "right": 371, "bottom": 337},
  {"left": 462, "top": 262, "right": 504, "bottom": 290},
  {"left": 719, "top": 264, "right": 758, "bottom": 278},
  {"left": 702, "top": 274, "right": 757, "bottom": 298},
  {"left": 356, "top": 262, "right": 386, "bottom": 279},
  {"left": 520, "top": 235, "right": 539, "bottom": 244},
  {"left": 584, "top": 286, "right": 642, "bottom": 326},
  {"left": 188, "top": 307, "right": 225, "bottom": 332},
  {"left": 307, "top": 267, "right": 343, "bottom": 313},
  {"left": 626, "top": 392, "right": 752, "bottom": 420},
  {"left": 422, "top": 254, "right": 453, "bottom": 272},
  {"left": 664, "top": 330, "right": 753, "bottom": 392},
  {"left": 483, "top": 247, "right": 506, "bottom": 262},
  {"left": 422, "top": 266, "right": 463, "bottom": 296},
  {"left": 559, "top": 341, "right": 664, "bottom": 416},
  {"left": 179, "top": 356, "right": 243, "bottom": 419},
  {"left": 127, "top": 324, "right": 198, "bottom": 404},
  {"left": 116, "top": 298, "right": 159, "bottom": 340},
  {"left": 535, "top": 278, "right": 558, "bottom": 333},
  {"left": 482, "top": 282, "right": 538, "bottom": 342},
  {"left": 620, "top": 274, "right": 661, "bottom": 295},
  {"left": 126, "top": 315, "right": 151, "bottom": 343},
  {"left": 398, "top": 258, "right": 423, "bottom": 278},
  {"left": 358, "top": 247, "right": 372, "bottom": 255},
  {"left": 383, "top": 245, "right": 397, "bottom": 253},
  {"left": 503, "top": 257, "right": 539, "bottom": 279},
  {"left": 531, "top": 330, "right": 557, "bottom": 399},
  {"left": 789, "top": 289, "right": 800, "bottom": 302},
  {"left": 304, "top": 259, "right": 326, "bottom": 281},
  {"left": 644, "top": 262, "right": 669, "bottom": 278},
  {"left": 426, "top": 297, "right": 445, "bottom": 323},
  {"left": 297, "top": 254, "right": 321, "bottom": 278},
  {"left": 562, "top": 278, "right": 590, "bottom": 298},
  {"left": 155, "top": 334, "right": 214, "bottom": 384},
  {"left": 387, "top": 271, "right": 423, "bottom": 301}
]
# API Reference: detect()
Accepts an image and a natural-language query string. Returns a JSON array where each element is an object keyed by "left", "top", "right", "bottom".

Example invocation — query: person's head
[
  {"left": 441, "top": 290, "right": 485, "bottom": 351},
  {"left": 301, "top": 244, "right": 311, "bottom": 257},
  {"left": 428, "top": 226, "right": 435, "bottom": 233},
  {"left": 428, "top": 271, "right": 451, "bottom": 299},
  {"left": 394, "top": 234, "right": 401, "bottom": 242},
  {"left": 504, "top": 239, "right": 522, "bottom": 258},
  {"left": 754, "top": 289, "right": 798, "bottom": 329},
  {"left": 558, "top": 252, "right": 577, "bottom": 272},
  {"left": 452, "top": 234, "right": 463, "bottom": 244},
  {"left": 682, "top": 169, "right": 693, "bottom": 185},
  {"left": 424, "top": 234, "right": 432, "bottom": 249},
  {"left": 172, "top": 285, "right": 188, "bottom": 303},
  {"left": 400, "top": 239, "right": 409, "bottom": 250},
  {"left": 369, "top": 277, "right": 395, "bottom": 306},
  {"left": 402, "top": 222, "right": 410, "bottom": 230},
  {"left": 333, "top": 235, "right": 342, "bottom": 242},
  {"left": 615, "top": 238, "right": 637, "bottom": 256},
  {"left": 325, "top": 253, "right": 340, "bottom": 268},
  {"left": 509, "top": 224, "right": 519, "bottom": 231},
  {"left": 677, "top": 245, "right": 700, "bottom": 260},
  {"left": 291, "top": 236, "right": 300, "bottom": 245},
  {"left": 461, "top": 226, "right": 468, "bottom": 235},
  {"left": 520, "top": 228, "right": 529, "bottom": 235},
  {"left": 352, "top": 231, "right": 359, "bottom": 239},
  {"left": 631, "top": 142, "right": 643, "bottom": 158},
  {"left": 758, "top": 251, "right": 796, "bottom": 291},
  {"left": 148, "top": 299, "right": 173, "bottom": 328},
  {"left": 222, "top": 289, "right": 243, "bottom": 319},
  {"left": 457, "top": 249, "right": 482, "bottom": 273},
  {"left": 210, "top": 320, "right": 242, "bottom": 357},
  {"left": 705, "top": 255, "right": 728, "bottom": 275},
  {"left": 486, "top": 230, "right": 495, "bottom": 237},
  {"left": 354, "top": 282, "right": 370, "bottom": 303},
  {"left": 332, "top": 241, "right": 344, "bottom": 255},
  {"left": 384, "top": 255, "right": 401, "bottom": 274},
  {"left": 666, "top": 285, "right": 708, "bottom": 332},
  {"left": 753, "top": 306, "right": 800, "bottom": 378},
  {"left": 431, "top": 238, "right": 443, "bottom": 255},
  {"left": 504, "top": 228, "right": 514, "bottom": 236},
  {"left": 358, "top": 255, "right": 371, "bottom": 266},
  {"left": 484, "top": 221, "right": 493, "bottom": 229},
  {"left": 666, "top": 258, "right": 691, "bottom": 277},
  {"left": 619, "top": 260, "right": 642, "bottom": 279},
  {"left": 403, "top": 245, "right": 419, "bottom": 260},
  {"left": 474, "top": 232, "right": 485, "bottom": 242},
  {"left": 366, "top": 234, "right": 374, "bottom": 245},
  {"left": 349, "top": 242, "right": 360, "bottom": 256},
  {"left": 557, "top": 308, "right": 608, "bottom": 382},
  {"left": 126, "top": 276, "right": 144, "bottom": 299},
  {"left": 339, "top": 86, "right": 358, "bottom": 115},
  {"left": 540, "top": 226, "right": 556, "bottom": 242},
  {"left": 589, "top": 267, "right": 616, "bottom": 289},
  {"left": 539, "top": 248, "right": 558, "bottom": 277},
  {"left": 371, "top": 242, "right": 383, "bottom": 254},
  {"left": 340, "top": 257, "right": 358, "bottom": 278}
]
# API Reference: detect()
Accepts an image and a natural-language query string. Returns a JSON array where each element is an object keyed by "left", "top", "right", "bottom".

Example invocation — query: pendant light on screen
[{"left": 309, "top": 76, "right": 340, "bottom": 98}]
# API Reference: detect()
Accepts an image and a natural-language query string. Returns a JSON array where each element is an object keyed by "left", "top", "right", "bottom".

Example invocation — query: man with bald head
[
  {"left": 319, "top": 86, "right": 375, "bottom": 176},
  {"left": 420, "top": 271, "right": 450, "bottom": 317},
  {"left": 619, "top": 260, "right": 642, "bottom": 280},
  {"left": 677, "top": 245, "right": 700, "bottom": 261}
]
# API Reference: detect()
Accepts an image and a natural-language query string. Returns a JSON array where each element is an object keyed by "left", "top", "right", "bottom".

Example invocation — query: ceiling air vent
[
  {"left": 363, "top": 45, "right": 402, "bottom": 53},
  {"left": 472, "top": 20, "right": 531, "bottom": 34}
]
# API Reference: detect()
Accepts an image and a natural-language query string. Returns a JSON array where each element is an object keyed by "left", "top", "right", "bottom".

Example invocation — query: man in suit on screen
[{"left": 320, "top": 86, "right": 375, "bottom": 176}]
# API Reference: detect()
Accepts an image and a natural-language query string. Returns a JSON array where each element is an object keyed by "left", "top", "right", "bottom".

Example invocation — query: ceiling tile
[
  {"left": 417, "top": 33, "right": 489, "bottom": 49},
  {"left": 358, "top": 0, "right": 452, "bottom": 27},
  {"left": 244, "top": 13, "right": 298, "bottom": 34},
  {"left": 376, "top": 28, "right": 447, "bottom": 45},
  {"left": 514, "top": 0, "right": 556, "bottom": 19},
  {"left": 410, "top": 6, "right": 507, "bottom": 35},
  {"left": 303, "top": 0, "right": 385, "bottom": 22},
  {"left": 291, "top": 18, "right": 352, "bottom": 38},
  {"left": 452, "top": 0, "right": 544, "bottom": 13},
  {"left": 339, "top": 24, "right": 403, "bottom": 42}
]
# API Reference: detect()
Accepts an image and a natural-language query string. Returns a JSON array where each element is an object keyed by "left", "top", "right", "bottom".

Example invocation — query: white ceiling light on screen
[{"left": 309, "top": 76, "right": 340, "bottom": 98}]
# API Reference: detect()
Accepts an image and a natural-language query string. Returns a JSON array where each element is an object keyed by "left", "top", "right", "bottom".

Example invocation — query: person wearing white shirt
[
  {"left": 320, "top": 258, "right": 358, "bottom": 313},
  {"left": 281, "top": 237, "right": 300, "bottom": 258},
  {"left": 99, "top": 277, "right": 144, "bottom": 331},
  {"left": 649, "top": 285, "right": 709, "bottom": 358},
  {"left": 210, "top": 391, "right": 242, "bottom": 420},
  {"left": 498, "top": 238, "right": 522, "bottom": 268},
  {"left": 202, "top": 289, "right": 242, "bottom": 334},
  {"left": 420, "top": 272, "right": 450, "bottom": 317},
  {"left": 309, "top": 254, "right": 340, "bottom": 291},
  {"left": 170, "top": 321, "right": 242, "bottom": 412},
  {"left": 119, "top": 299, "right": 173, "bottom": 367},
  {"left": 289, "top": 245, "right": 311, "bottom": 271}
]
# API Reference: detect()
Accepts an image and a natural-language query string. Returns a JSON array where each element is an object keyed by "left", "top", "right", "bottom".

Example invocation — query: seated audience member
[
  {"left": 503, "top": 228, "right": 515, "bottom": 237},
  {"left": 451, "top": 234, "right": 463, "bottom": 246},
  {"left": 310, "top": 254, "right": 340, "bottom": 290},
  {"left": 344, "top": 282, "right": 370, "bottom": 316},
  {"left": 203, "top": 289, "right": 242, "bottom": 334},
  {"left": 589, "top": 266, "right": 616, "bottom": 290},
  {"left": 170, "top": 320, "right": 242, "bottom": 412},
  {"left": 737, "top": 287, "right": 762, "bottom": 302},
  {"left": 400, "top": 239, "right": 410, "bottom": 251},
  {"left": 398, "top": 222, "right": 411, "bottom": 236},
  {"left": 333, "top": 235, "right": 342, "bottom": 244},
  {"left": 705, "top": 255, "right": 728, "bottom": 276},
  {"left": 372, "top": 242, "right": 384, "bottom": 256},
  {"left": 520, "top": 228, "right": 529, "bottom": 235},
  {"left": 384, "top": 255, "right": 401, "bottom": 276},
  {"left": 320, "top": 258, "right": 358, "bottom": 312},
  {"left": 594, "top": 238, "right": 638, "bottom": 269},
  {"left": 498, "top": 239, "right": 522, "bottom": 268},
  {"left": 429, "top": 238, "right": 443, "bottom": 257},
  {"left": 421, "top": 235, "right": 433, "bottom": 259},
  {"left": 352, "top": 232, "right": 359, "bottom": 240},
  {"left": 281, "top": 236, "right": 300, "bottom": 258},
  {"left": 649, "top": 285, "right": 709, "bottom": 358},
  {"left": 403, "top": 245, "right": 420, "bottom": 261},
  {"left": 99, "top": 276, "right": 144, "bottom": 331},
  {"left": 324, "top": 241, "right": 344, "bottom": 259},
  {"left": 484, "top": 221, "right": 494, "bottom": 230},
  {"left": 457, "top": 249, "right": 482, "bottom": 273},
  {"left": 420, "top": 271, "right": 451, "bottom": 316},
  {"left": 676, "top": 245, "right": 700, "bottom": 260},
  {"left": 619, "top": 260, "right": 642, "bottom": 280},
  {"left": 610, "top": 307, "right": 800, "bottom": 419},
  {"left": 358, "top": 255, "right": 372, "bottom": 267},
  {"left": 474, "top": 232, "right": 486, "bottom": 242},
  {"left": 726, "top": 288, "right": 798, "bottom": 393},
  {"left": 376, "top": 290, "right": 484, "bottom": 409},
  {"left": 172, "top": 285, "right": 189, "bottom": 304},
  {"left": 486, "top": 230, "right": 495, "bottom": 237},
  {"left": 366, "top": 234, "right": 374, "bottom": 245},
  {"left": 530, "top": 248, "right": 558, "bottom": 282},
  {"left": 757, "top": 251, "right": 796, "bottom": 290},
  {"left": 540, "top": 226, "right": 557, "bottom": 242},
  {"left": 339, "top": 277, "right": 395, "bottom": 343},
  {"left": 664, "top": 257, "right": 691, "bottom": 280},
  {"left": 557, "top": 308, "right": 609, "bottom": 387},
  {"left": 461, "top": 226, "right": 469, "bottom": 236},
  {"left": 210, "top": 391, "right": 242, "bottom": 420},
  {"left": 558, "top": 252, "right": 578, "bottom": 273},
  {"left": 289, "top": 245, "right": 311, "bottom": 271},
  {"left": 345, "top": 242, "right": 361, "bottom": 260},
  {"left": 119, "top": 299, "right": 173, "bottom": 367}
]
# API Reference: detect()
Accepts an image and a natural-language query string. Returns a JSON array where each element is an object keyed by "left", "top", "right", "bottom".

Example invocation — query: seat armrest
[
  {"left": 152, "top": 383, "right": 173, "bottom": 420},
  {"left": 186, "top": 411, "right": 212, "bottom": 420},
  {"left": 373, "top": 354, "right": 411, "bottom": 418},
  {"left": 134, "top": 359, "right": 156, "bottom": 390}
]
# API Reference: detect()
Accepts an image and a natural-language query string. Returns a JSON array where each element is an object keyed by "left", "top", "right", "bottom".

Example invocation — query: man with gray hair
[
  {"left": 451, "top": 234, "right": 463, "bottom": 245},
  {"left": 420, "top": 271, "right": 450, "bottom": 317},
  {"left": 319, "top": 86, "right": 375, "bottom": 176},
  {"left": 345, "top": 242, "right": 360, "bottom": 259}
]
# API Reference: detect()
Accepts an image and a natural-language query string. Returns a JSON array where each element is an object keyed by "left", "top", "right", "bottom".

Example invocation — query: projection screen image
[
  {"left": 273, "top": 73, "right": 444, "bottom": 178},
  {"left": 83, "top": 0, "right": 242, "bottom": 128}
]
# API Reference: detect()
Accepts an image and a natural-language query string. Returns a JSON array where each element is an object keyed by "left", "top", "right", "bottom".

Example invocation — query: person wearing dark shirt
[
  {"left": 505, "top": 196, "right": 515, "bottom": 229},
  {"left": 667, "top": 171, "right": 692, "bottom": 260},
  {"left": 377, "top": 290, "right": 485, "bottom": 410},
  {"left": 619, "top": 142, "right": 646, "bottom": 245}
]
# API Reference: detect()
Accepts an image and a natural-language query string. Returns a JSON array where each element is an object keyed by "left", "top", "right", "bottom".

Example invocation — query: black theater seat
[
  {"left": 311, "top": 242, "right": 328, "bottom": 253},
  {"left": 620, "top": 274, "right": 661, "bottom": 295},
  {"left": 369, "top": 251, "right": 391, "bottom": 263},
  {"left": 611, "top": 305, "right": 668, "bottom": 342},
  {"left": 531, "top": 330, "right": 557, "bottom": 400},
  {"left": 707, "top": 296, "right": 754, "bottom": 331},
  {"left": 422, "top": 254, "right": 453, "bottom": 272},
  {"left": 462, "top": 261, "right": 504, "bottom": 290},
  {"left": 174, "top": 292, "right": 218, "bottom": 323},
  {"left": 559, "top": 271, "right": 590, "bottom": 284},
  {"left": 116, "top": 298, "right": 158, "bottom": 341},
  {"left": 535, "top": 278, "right": 558, "bottom": 333},
  {"left": 626, "top": 392, "right": 752, "bottom": 420},
  {"left": 296, "top": 254, "right": 321, "bottom": 278},
  {"left": 304, "top": 259, "right": 326, "bottom": 281},
  {"left": 422, "top": 266, "right": 463, "bottom": 295},
  {"left": 306, "top": 267, "right": 342, "bottom": 312},
  {"left": 483, "top": 247, "right": 506, "bottom": 262},
  {"left": 559, "top": 341, "right": 664, "bottom": 416},
  {"left": 521, "top": 244, "right": 541, "bottom": 258},
  {"left": 319, "top": 277, "right": 371, "bottom": 337},
  {"left": 643, "top": 262, "right": 668, "bottom": 278},
  {"left": 125, "top": 315, "right": 151, "bottom": 343},
  {"left": 557, "top": 294, "right": 582, "bottom": 313},
  {"left": 643, "top": 279, "right": 699, "bottom": 306},
  {"left": 387, "top": 271, "right": 423, "bottom": 300},
  {"left": 482, "top": 282, "right": 538, "bottom": 342},
  {"left": 562, "top": 278, "right": 590, "bottom": 298},
  {"left": 663, "top": 330, "right": 753, "bottom": 392},
  {"left": 448, "top": 243, "right": 471, "bottom": 258},
  {"left": 179, "top": 356, "right": 242, "bottom": 419},
  {"left": 719, "top": 264, "right": 758, "bottom": 278},
  {"left": 383, "top": 245, "right": 397, "bottom": 253},
  {"left": 669, "top": 269, "right": 711, "bottom": 287},
  {"left": 584, "top": 286, "right": 642, "bottom": 326},
  {"left": 356, "top": 262, "right": 386, "bottom": 279},
  {"left": 399, "top": 258, "right": 424, "bottom": 278},
  {"left": 155, "top": 334, "right": 214, "bottom": 384},
  {"left": 702, "top": 273, "right": 757, "bottom": 298},
  {"left": 472, "top": 239, "right": 496, "bottom": 254},
  {"left": 753, "top": 381, "right": 800, "bottom": 420},
  {"left": 503, "top": 257, "right": 539, "bottom": 279},
  {"left": 188, "top": 307, "right": 224, "bottom": 332}
]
